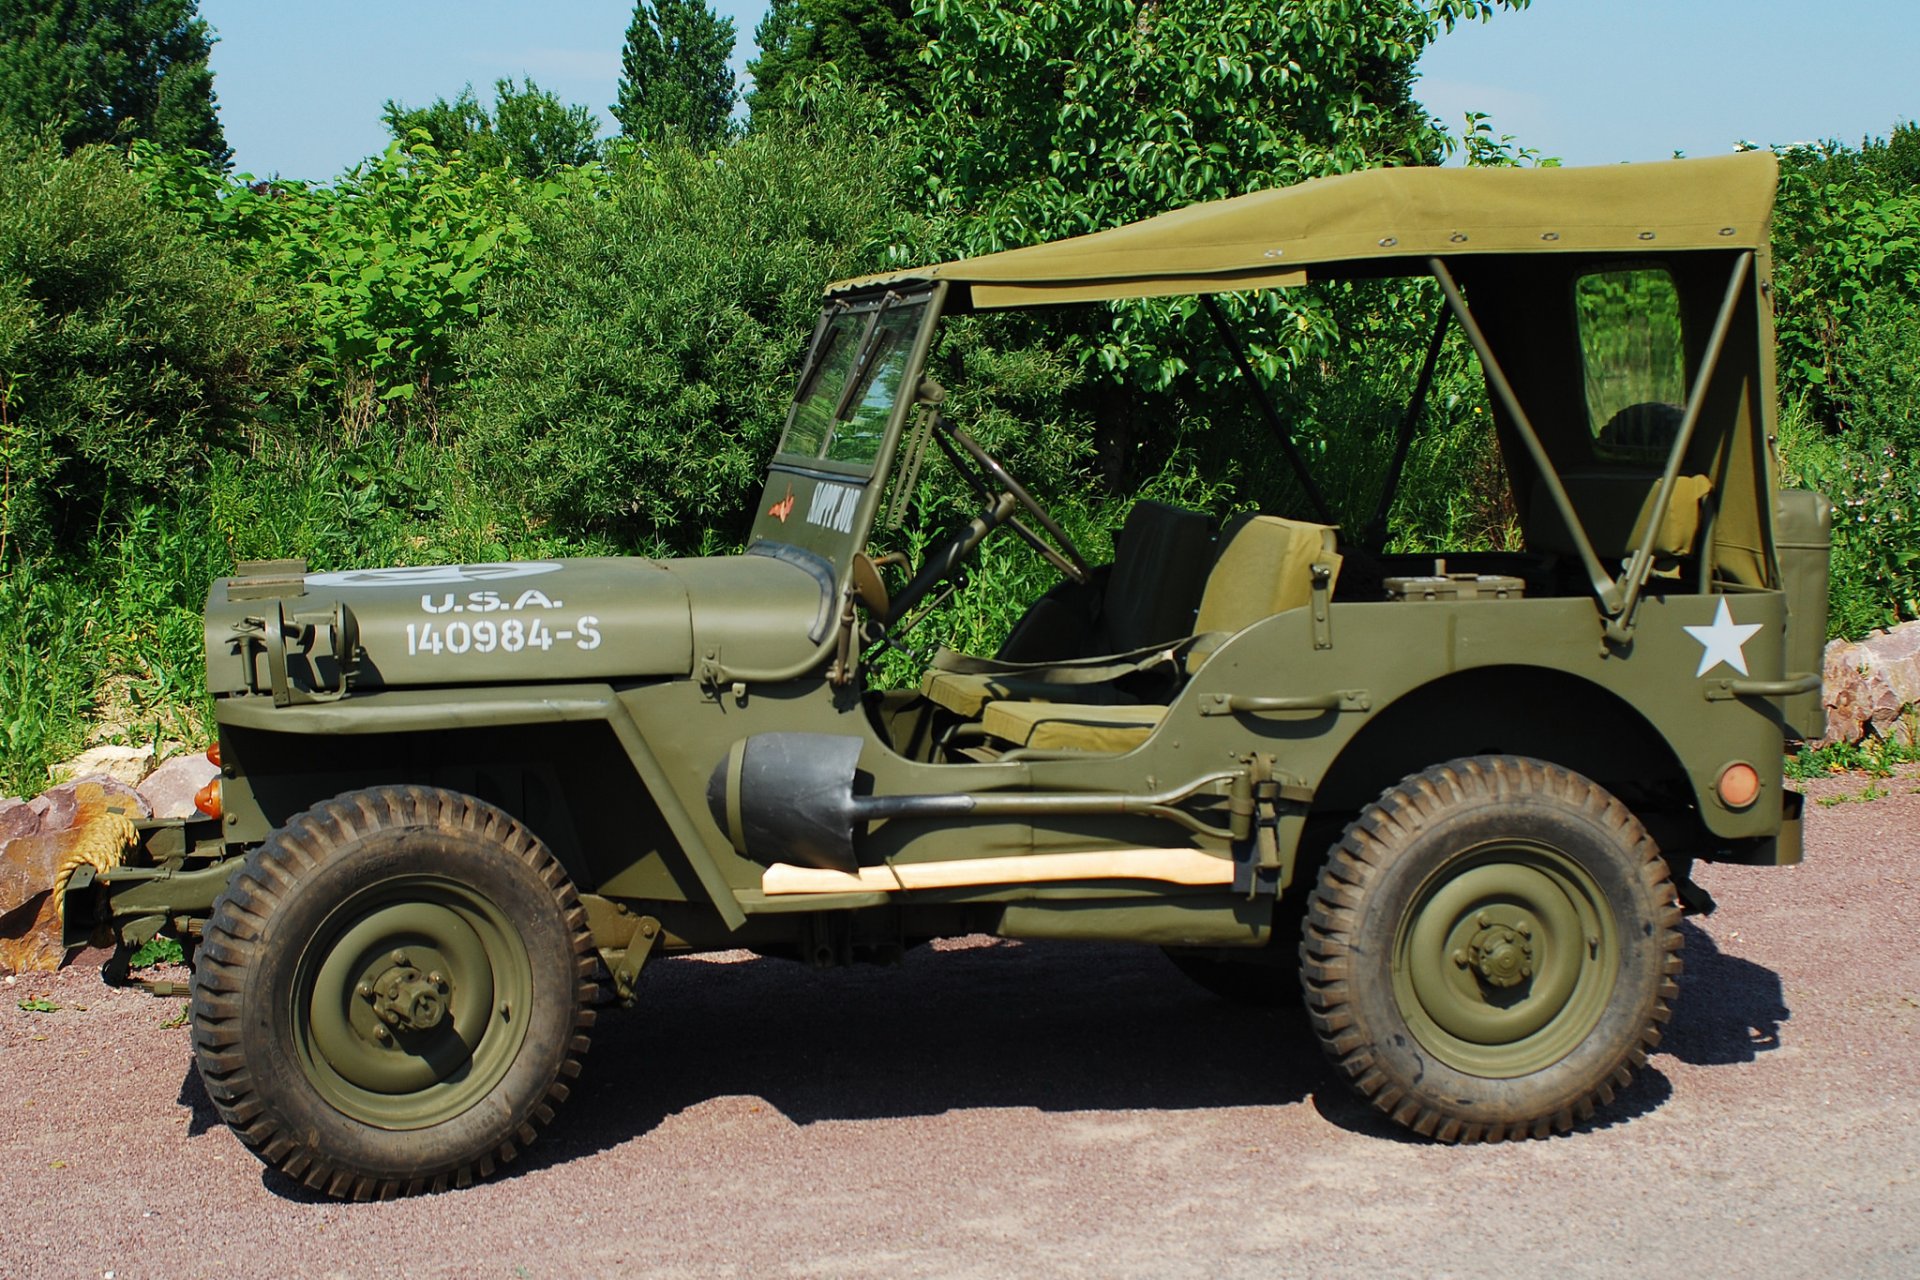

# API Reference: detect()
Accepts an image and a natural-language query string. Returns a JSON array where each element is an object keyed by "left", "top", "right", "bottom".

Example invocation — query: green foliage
[
  {"left": 1772, "top": 128, "right": 1920, "bottom": 636},
  {"left": 383, "top": 78, "right": 601, "bottom": 180},
  {"left": 0, "top": 140, "right": 282, "bottom": 559},
  {"left": 129, "top": 933, "right": 185, "bottom": 967},
  {"left": 17, "top": 997, "right": 58, "bottom": 1013},
  {"left": 0, "top": 0, "right": 226, "bottom": 164},
  {"left": 1787, "top": 722, "right": 1920, "bottom": 781},
  {"left": 748, "top": 0, "right": 929, "bottom": 119},
  {"left": 614, "top": 0, "right": 739, "bottom": 151},
  {"left": 921, "top": 0, "right": 1525, "bottom": 245},
  {"left": 133, "top": 138, "right": 533, "bottom": 430},
  {"left": 458, "top": 92, "right": 923, "bottom": 547}
]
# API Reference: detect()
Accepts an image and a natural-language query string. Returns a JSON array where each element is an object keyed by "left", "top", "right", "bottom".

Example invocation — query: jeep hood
[{"left": 204, "top": 553, "right": 832, "bottom": 698}]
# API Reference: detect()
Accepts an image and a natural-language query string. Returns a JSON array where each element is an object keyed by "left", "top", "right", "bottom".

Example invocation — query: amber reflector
[
  {"left": 1717, "top": 762, "right": 1761, "bottom": 809},
  {"left": 194, "top": 779, "right": 223, "bottom": 820}
]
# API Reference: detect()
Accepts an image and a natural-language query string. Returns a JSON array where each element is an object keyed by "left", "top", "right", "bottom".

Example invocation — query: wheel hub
[
  {"left": 364, "top": 950, "right": 451, "bottom": 1033},
  {"left": 1463, "top": 913, "right": 1535, "bottom": 988},
  {"left": 1397, "top": 841, "right": 1619, "bottom": 1078}
]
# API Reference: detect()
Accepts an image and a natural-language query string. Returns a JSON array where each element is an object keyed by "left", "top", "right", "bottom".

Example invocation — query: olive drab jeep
[{"left": 61, "top": 152, "right": 1829, "bottom": 1198}]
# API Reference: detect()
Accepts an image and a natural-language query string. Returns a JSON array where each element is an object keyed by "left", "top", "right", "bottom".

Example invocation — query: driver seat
[
  {"left": 920, "top": 499, "right": 1213, "bottom": 717},
  {"left": 961, "top": 514, "right": 1342, "bottom": 754}
]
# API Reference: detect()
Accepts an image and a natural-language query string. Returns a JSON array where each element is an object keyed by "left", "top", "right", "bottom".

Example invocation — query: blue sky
[{"left": 201, "top": 1, "right": 1916, "bottom": 181}]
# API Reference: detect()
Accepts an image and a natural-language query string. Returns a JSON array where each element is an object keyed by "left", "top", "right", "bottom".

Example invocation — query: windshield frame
[{"left": 773, "top": 288, "right": 937, "bottom": 478}]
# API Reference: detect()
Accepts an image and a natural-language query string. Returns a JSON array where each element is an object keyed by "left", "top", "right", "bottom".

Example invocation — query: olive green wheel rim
[
  {"left": 1392, "top": 840, "right": 1618, "bottom": 1079},
  {"left": 295, "top": 875, "right": 535, "bottom": 1130}
]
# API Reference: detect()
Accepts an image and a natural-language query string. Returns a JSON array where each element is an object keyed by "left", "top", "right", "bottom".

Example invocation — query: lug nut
[
  {"left": 357, "top": 982, "right": 373, "bottom": 998},
  {"left": 1452, "top": 949, "right": 1469, "bottom": 967},
  {"left": 373, "top": 1026, "right": 390, "bottom": 1042},
  {"left": 389, "top": 950, "right": 408, "bottom": 966}
]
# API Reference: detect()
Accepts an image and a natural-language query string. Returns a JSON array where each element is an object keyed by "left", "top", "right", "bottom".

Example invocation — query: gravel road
[{"left": 3, "top": 771, "right": 1916, "bottom": 1280}]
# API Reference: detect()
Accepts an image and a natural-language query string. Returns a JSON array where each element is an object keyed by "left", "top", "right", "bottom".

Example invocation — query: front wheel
[
  {"left": 190, "top": 786, "right": 597, "bottom": 1199},
  {"left": 1300, "top": 756, "right": 1681, "bottom": 1141}
]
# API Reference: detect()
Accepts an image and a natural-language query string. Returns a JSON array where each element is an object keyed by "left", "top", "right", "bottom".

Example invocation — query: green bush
[
  {"left": 0, "top": 140, "right": 285, "bottom": 559},
  {"left": 456, "top": 94, "right": 926, "bottom": 549}
]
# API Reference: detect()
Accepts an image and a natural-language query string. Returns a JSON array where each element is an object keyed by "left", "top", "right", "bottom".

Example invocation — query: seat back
[
  {"left": 1194, "top": 514, "right": 1342, "bottom": 636},
  {"left": 1098, "top": 499, "right": 1215, "bottom": 652},
  {"left": 1527, "top": 472, "right": 1713, "bottom": 561}
]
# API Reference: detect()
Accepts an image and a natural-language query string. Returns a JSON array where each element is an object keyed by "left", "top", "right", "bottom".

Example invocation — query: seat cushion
[
  {"left": 923, "top": 669, "right": 1140, "bottom": 718},
  {"left": 979, "top": 700, "right": 1165, "bottom": 753}
]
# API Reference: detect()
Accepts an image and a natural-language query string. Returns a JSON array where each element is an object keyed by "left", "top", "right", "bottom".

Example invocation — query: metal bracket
[
  {"left": 1310, "top": 562, "right": 1335, "bottom": 649},
  {"left": 611, "top": 915, "right": 662, "bottom": 1002},
  {"left": 234, "top": 599, "right": 360, "bottom": 706}
]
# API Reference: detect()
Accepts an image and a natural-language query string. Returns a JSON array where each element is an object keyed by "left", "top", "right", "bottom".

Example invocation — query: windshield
[{"left": 777, "top": 295, "right": 927, "bottom": 467}]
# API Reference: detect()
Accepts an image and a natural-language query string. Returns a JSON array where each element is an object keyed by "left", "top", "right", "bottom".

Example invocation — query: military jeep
[{"left": 71, "top": 151, "right": 1828, "bottom": 1198}]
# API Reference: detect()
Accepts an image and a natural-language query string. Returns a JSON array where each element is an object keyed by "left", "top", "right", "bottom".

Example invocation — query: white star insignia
[{"left": 1684, "top": 599, "right": 1763, "bottom": 678}]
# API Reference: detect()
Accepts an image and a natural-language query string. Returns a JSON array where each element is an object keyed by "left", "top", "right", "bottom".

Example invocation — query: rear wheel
[
  {"left": 1300, "top": 756, "right": 1680, "bottom": 1141},
  {"left": 190, "top": 786, "right": 596, "bottom": 1199}
]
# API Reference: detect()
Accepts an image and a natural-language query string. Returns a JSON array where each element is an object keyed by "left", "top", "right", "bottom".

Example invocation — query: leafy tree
[
  {"left": 914, "top": 0, "right": 1529, "bottom": 489},
  {"left": 0, "top": 0, "right": 227, "bottom": 165},
  {"left": 383, "top": 77, "right": 600, "bottom": 180},
  {"left": 613, "top": 0, "right": 737, "bottom": 151},
  {"left": 746, "top": 0, "right": 928, "bottom": 119}
]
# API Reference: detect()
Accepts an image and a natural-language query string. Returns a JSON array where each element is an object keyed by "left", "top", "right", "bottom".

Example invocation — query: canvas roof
[{"left": 829, "top": 152, "right": 1779, "bottom": 310}]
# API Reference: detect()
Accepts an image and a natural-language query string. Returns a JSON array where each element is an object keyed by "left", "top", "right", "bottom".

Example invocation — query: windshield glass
[{"left": 777, "top": 295, "right": 927, "bottom": 467}]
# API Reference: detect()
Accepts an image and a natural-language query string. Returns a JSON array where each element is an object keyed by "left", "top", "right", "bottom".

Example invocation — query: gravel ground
[{"left": 3, "top": 771, "right": 1916, "bottom": 1280}]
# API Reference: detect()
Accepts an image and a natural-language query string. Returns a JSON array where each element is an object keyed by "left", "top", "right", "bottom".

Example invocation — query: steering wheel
[{"left": 939, "top": 423, "right": 1092, "bottom": 584}]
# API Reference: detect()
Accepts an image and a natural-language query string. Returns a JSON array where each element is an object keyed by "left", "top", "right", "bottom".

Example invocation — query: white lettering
[{"left": 804, "top": 481, "right": 861, "bottom": 534}]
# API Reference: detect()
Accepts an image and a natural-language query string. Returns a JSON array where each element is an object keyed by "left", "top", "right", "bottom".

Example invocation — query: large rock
[
  {"left": 51, "top": 744, "right": 154, "bottom": 788},
  {"left": 1821, "top": 622, "right": 1920, "bottom": 747},
  {"left": 137, "top": 753, "right": 220, "bottom": 820},
  {"left": 0, "top": 798, "right": 36, "bottom": 843},
  {"left": 29, "top": 774, "right": 151, "bottom": 830}
]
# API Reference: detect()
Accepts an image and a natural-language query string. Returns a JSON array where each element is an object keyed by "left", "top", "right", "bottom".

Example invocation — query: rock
[
  {"left": 137, "top": 753, "right": 221, "bottom": 820},
  {"left": 25, "top": 789, "right": 76, "bottom": 832},
  {"left": 0, "top": 799, "right": 36, "bottom": 843},
  {"left": 0, "top": 782, "right": 140, "bottom": 974},
  {"left": 51, "top": 744, "right": 154, "bottom": 789},
  {"left": 1820, "top": 621, "right": 1920, "bottom": 747},
  {"left": 29, "top": 775, "right": 150, "bottom": 831}
]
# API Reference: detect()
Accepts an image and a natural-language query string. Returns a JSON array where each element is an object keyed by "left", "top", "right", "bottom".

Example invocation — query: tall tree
[
  {"left": 383, "top": 78, "right": 600, "bottom": 179},
  {"left": 746, "top": 0, "right": 927, "bottom": 121},
  {"left": 613, "top": 0, "right": 737, "bottom": 151},
  {"left": 0, "top": 0, "right": 228, "bottom": 165}
]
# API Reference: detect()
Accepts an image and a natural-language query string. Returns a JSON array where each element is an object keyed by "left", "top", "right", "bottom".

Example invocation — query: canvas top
[{"left": 829, "top": 151, "right": 1779, "bottom": 310}]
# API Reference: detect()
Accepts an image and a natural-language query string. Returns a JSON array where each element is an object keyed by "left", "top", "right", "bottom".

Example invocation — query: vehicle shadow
[
  {"left": 1659, "top": 918, "right": 1790, "bottom": 1065},
  {"left": 524, "top": 938, "right": 1327, "bottom": 1175}
]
